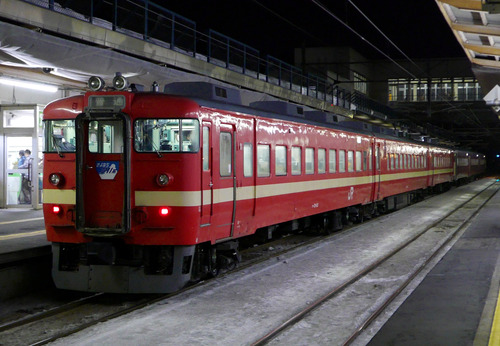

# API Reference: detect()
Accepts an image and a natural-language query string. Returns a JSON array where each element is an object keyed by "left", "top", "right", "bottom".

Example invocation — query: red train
[{"left": 43, "top": 76, "right": 486, "bottom": 293}]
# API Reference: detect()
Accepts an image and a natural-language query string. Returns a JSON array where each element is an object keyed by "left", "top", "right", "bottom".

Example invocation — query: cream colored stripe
[
  {"left": 44, "top": 189, "right": 76, "bottom": 204},
  {"left": 135, "top": 191, "right": 201, "bottom": 207},
  {"left": 256, "top": 176, "right": 372, "bottom": 199},
  {"left": 49, "top": 169, "right": 455, "bottom": 207}
]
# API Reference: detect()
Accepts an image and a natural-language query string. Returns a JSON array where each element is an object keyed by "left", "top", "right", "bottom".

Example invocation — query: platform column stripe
[{"left": 489, "top": 290, "right": 500, "bottom": 346}]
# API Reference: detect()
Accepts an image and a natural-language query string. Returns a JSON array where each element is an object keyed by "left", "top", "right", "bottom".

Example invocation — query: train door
[
  {"left": 201, "top": 122, "right": 212, "bottom": 226},
  {"left": 75, "top": 113, "right": 131, "bottom": 235},
  {"left": 212, "top": 124, "right": 236, "bottom": 240},
  {"left": 371, "top": 141, "right": 382, "bottom": 201}
]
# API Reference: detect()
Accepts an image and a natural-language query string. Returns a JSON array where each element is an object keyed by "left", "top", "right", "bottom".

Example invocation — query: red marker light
[
  {"left": 159, "top": 207, "right": 169, "bottom": 216},
  {"left": 52, "top": 205, "right": 61, "bottom": 214}
]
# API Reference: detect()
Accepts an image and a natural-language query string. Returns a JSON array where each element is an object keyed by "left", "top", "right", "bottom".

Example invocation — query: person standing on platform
[
  {"left": 17, "top": 150, "right": 25, "bottom": 168},
  {"left": 18, "top": 149, "right": 33, "bottom": 204}
]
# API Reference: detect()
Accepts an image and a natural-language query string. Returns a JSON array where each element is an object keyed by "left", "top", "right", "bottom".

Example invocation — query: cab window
[{"left": 45, "top": 119, "right": 76, "bottom": 152}]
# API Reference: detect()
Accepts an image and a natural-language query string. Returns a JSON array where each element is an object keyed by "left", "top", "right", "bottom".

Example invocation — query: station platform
[
  {"left": 368, "top": 181, "right": 500, "bottom": 345},
  {"left": 0, "top": 208, "right": 48, "bottom": 257}
]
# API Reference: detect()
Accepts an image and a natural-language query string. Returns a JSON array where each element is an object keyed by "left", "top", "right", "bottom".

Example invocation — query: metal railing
[{"left": 23, "top": 0, "right": 370, "bottom": 115}]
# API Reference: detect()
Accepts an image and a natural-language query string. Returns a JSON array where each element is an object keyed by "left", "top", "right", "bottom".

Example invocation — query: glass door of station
[{"left": 1, "top": 105, "right": 43, "bottom": 209}]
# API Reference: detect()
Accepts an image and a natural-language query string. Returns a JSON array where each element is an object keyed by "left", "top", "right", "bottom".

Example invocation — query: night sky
[{"left": 164, "top": 0, "right": 465, "bottom": 62}]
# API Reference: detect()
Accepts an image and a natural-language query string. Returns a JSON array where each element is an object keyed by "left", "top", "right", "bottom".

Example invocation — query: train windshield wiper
[
  {"left": 51, "top": 135, "right": 64, "bottom": 158},
  {"left": 152, "top": 142, "right": 162, "bottom": 158}
]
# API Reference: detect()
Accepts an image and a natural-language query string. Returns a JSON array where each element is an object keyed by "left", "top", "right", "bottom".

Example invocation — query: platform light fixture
[{"left": 0, "top": 76, "right": 58, "bottom": 93}]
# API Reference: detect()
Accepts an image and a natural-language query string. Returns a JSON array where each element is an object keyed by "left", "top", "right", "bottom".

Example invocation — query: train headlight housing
[
  {"left": 88, "top": 76, "right": 105, "bottom": 91},
  {"left": 112, "top": 73, "right": 129, "bottom": 91},
  {"left": 49, "top": 173, "right": 64, "bottom": 186},
  {"left": 156, "top": 173, "right": 172, "bottom": 187}
]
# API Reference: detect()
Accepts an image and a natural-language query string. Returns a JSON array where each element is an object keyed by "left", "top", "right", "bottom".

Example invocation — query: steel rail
[{"left": 251, "top": 181, "right": 498, "bottom": 346}]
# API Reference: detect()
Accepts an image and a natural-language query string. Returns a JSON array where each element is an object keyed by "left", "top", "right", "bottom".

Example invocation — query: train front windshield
[
  {"left": 45, "top": 120, "right": 76, "bottom": 153},
  {"left": 134, "top": 119, "right": 199, "bottom": 153}
]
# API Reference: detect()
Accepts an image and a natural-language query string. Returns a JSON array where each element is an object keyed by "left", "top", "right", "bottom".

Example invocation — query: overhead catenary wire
[
  {"left": 310, "top": 0, "right": 418, "bottom": 79},
  {"left": 346, "top": 0, "right": 428, "bottom": 79}
]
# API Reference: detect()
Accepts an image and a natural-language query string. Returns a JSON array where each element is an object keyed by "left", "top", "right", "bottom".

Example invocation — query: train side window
[
  {"left": 275, "top": 145, "right": 287, "bottom": 176},
  {"left": 339, "top": 150, "right": 346, "bottom": 172},
  {"left": 243, "top": 143, "right": 253, "bottom": 177},
  {"left": 376, "top": 147, "right": 380, "bottom": 170},
  {"left": 306, "top": 148, "right": 314, "bottom": 174},
  {"left": 291, "top": 146, "right": 302, "bottom": 175},
  {"left": 391, "top": 154, "right": 395, "bottom": 170},
  {"left": 220, "top": 132, "right": 232, "bottom": 177},
  {"left": 329, "top": 149, "right": 336, "bottom": 173},
  {"left": 404, "top": 154, "right": 407, "bottom": 170},
  {"left": 318, "top": 148, "right": 326, "bottom": 174},
  {"left": 395, "top": 154, "right": 399, "bottom": 170},
  {"left": 203, "top": 127, "right": 210, "bottom": 171},
  {"left": 347, "top": 151, "right": 354, "bottom": 172},
  {"left": 355, "top": 151, "right": 362, "bottom": 172},
  {"left": 257, "top": 144, "right": 270, "bottom": 177},
  {"left": 363, "top": 151, "right": 368, "bottom": 171},
  {"left": 367, "top": 149, "right": 372, "bottom": 170}
]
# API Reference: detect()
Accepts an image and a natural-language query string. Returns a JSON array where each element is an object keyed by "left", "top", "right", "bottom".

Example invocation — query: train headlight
[
  {"left": 49, "top": 173, "right": 64, "bottom": 186},
  {"left": 159, "top": 207, "right": 170, "bottom": 216},
  {"left": 156, "top": 173, "right": 172, "bottom": 187},
  {"left": 88, "top": 76, "right": 105, "bottom": 91},
  {"left": 112, "top": 73, "right": 129, "bottom": 91}
]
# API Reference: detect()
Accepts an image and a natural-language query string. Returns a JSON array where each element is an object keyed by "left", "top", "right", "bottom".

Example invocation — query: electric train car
[{"left": 43, "top": 77, "right": 486, "bottom": 293}]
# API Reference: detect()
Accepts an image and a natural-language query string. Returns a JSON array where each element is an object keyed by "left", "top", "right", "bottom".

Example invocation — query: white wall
[{"left": 0, "top": 84, "right": 67, "bottom": 105}]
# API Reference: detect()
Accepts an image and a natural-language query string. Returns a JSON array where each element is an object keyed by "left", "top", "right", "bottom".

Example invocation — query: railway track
[
  {"left": 0, "top": 181, "right": 495, "bottom": 345},
  {"left": 0, "top": 233, "right": 320, "bottom": 345},
  {"left": 252, "top": 180, "right": 499, "bottom": 345}
]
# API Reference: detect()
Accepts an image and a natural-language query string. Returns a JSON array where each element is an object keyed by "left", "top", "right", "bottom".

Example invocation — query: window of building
[{"left": 354, "top": 72, "right": 367, "bottom": 94}]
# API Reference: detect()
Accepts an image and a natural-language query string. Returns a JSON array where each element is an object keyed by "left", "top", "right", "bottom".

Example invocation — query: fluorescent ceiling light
[{"left": 0, "top": 77, "right": 58, "bottom": 93}]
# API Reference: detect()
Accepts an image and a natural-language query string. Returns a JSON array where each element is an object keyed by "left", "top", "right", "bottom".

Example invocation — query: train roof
[{"left": 163, "top": 82, "right": 461, "bottom": 151}]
